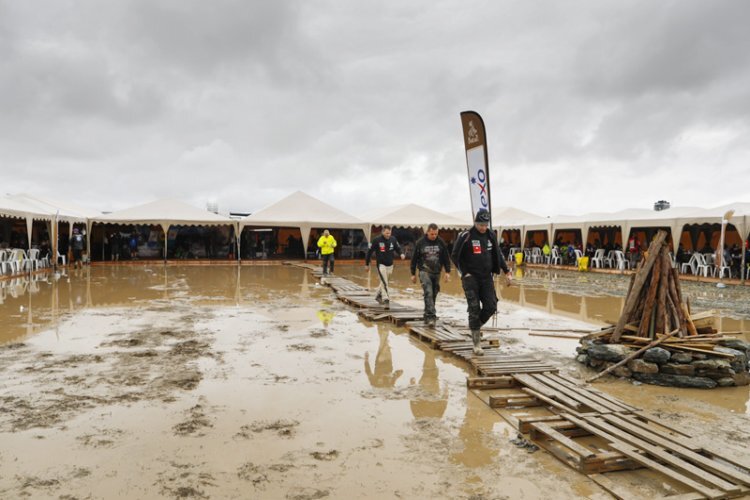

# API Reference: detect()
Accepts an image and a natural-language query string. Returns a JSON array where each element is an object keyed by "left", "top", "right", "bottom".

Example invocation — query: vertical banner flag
[{"left": 460, "top": 111, "right": 491, "bottom": 226}]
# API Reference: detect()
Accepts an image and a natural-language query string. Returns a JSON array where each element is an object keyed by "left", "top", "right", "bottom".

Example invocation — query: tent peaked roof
[
  {"left": 0, "top": 195, "right": 53, "bottom": 221},
  {"left": 11, "top": 193, "right": 99, "bottom": 221},
  {"left": 93, "top": 199, "right": 233, "bottom": 226},
  {"left": 243, "top": 191, "right": 364, "bottom": 227},
  {"left": 493, "top": 206, "right": 548, "bottom": 227},
  {"left": 361, "top": 204, "right": 469, "bottom": 229}
]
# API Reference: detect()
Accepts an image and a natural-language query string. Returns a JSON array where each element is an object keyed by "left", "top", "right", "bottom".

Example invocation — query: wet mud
[{"left": 0, "top": 263, "right": 748, "bottom": 498}]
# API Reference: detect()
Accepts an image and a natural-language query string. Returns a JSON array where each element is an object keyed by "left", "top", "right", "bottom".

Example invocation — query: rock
[
  {"left": 627, "top": 359, "right": 659, "bottom": 374},
  {"left": 692, "top": 359, "right": 732, "bottom": 371},
  {"left": 589, "top": 358, "right": 605, "bottom": 368},
  {"left": 633, "top": 373, "right": 717, "bottom": 389},
  {"left": 587, "top": 344, "right": 634, "bottom": 362},
  {"left": 643, "top": 347, "right": 670, "bottom": 364},
  {"left": 576, "top": 354, "right": 589, "bottom": 365},
  {"left": 732, "top": 372, "right": 750, "bottom": 386},
  {"left": 692, "top": 353, "right": 707, "bottom": 360},
  {"left": 717, "top": 377, "right": 736, "bottom": 387},
  {"left": 612, "top": 365, "right": 632, "bottom": 378},
  {"left": 671, "top": 352, "right": 693, "bottom": 364},
  {"left": 718, "top": 339, "right": 750, "bottom": 354},
  {"left": 660, "top": 363, "right": 695, "bottom": 376},
  {"left": 577, "top": 340, "right": 594, "bottom": 354},
  {"left": 713, "top": 347, "right": 747, "bottom": 373},
  {"left": 696, "top": 369, "right": 735, "bottom": 380}
]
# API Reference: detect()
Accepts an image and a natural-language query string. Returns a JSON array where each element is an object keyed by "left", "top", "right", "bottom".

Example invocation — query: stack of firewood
[{"left": 611, "top": 230, "right": 696, "bottom": 341}]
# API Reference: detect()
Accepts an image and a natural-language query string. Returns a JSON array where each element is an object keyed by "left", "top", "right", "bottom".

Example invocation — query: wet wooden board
[{"left": 466, "top": 375, "right": 516, "bottom": 389}]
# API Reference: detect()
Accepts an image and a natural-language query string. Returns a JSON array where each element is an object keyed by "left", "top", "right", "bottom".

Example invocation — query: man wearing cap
[
  {"left": 451, "top": 209, "right": 512, "bottom": 355},
  {"left": 71, "top": 227, "right": 85, "bottom": 270}
]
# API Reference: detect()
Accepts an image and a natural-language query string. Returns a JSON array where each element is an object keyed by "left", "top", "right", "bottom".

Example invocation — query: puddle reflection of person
[
  {"left": 364, "top": 324, "right": 403, "bottom": 388},
  {"left": 316, "top": 309, "right": 334, "bottom": 328},
  {"left": 409, "top": 348, "right": 449, "bottom": 419},
  {"left": 451, "top": 391, "right": 497, "bottom": 469}
]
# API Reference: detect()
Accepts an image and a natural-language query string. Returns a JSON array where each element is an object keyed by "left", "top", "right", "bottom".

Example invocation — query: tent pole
[{"left": 236, "top": 223, "right": 241, "bottom": 264}]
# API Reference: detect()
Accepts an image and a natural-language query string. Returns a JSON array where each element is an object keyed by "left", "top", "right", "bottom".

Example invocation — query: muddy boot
[
  {"left": 425, "top": 318, "right": 436, "bottom": 328},
  {"left": 383, "top": 299, "right": 390, "bottom": 309},
  {"left": 471, "top": 329, "right": 483, "bottom": 356}
]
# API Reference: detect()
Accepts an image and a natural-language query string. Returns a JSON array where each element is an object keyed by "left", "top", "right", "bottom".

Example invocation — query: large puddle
[{"left": 0, "top": 263, "right": 749, "bottom": 498}]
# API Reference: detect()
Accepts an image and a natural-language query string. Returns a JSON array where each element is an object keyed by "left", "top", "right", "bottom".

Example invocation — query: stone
[
  {"left": 717, "top": 377, "right": 736, "bottom": 387},
  {"left": 671, "top": 352, "right": 693, "bottom": 364},
  {"left": 627, "top": 359, "right": 659, "bottom": 374},
  {"left": 587, "top": 344, "right": 634, "bottom": 362},
  {"left": 719, "top": 338, "right": 750, "bottom": 354},
  {"left": 660, "top": 363, "right": 695, "bottom": 376},
  {"left": 692, "top": 359, "right": 732, "bottom": 371},
  {"left": 633, "top": 373, "right": 717, "bottom": 389},
  {"left": 612, "top": 365, "right": 632, "bottom": 378},
  {"left": 713, "top": 347, "right": 748, "bottom": 373},
  {"left": 692, "top": 353, "right": 707, "bottom": 360},
  {"left": 643, "top": 347, "right": 671, "bottom": 364},
  {"left": 589, "top": 358, "right": 605, "bottom": 368},
  {"left": 732, "top": 372, "right": 750, "bottom": 386},
  {"left": 576, "top": 354, "right": 588, "bottom": 365},
  {"left": 696, "top": 369, "right": 736, "bottom": 380}
]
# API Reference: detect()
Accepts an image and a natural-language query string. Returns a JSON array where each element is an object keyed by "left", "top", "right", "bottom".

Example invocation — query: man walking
[
  {"left": 365, "top": 225, "right": 405, "bottom": 308},
  {"left": 317, "top": 229, "right": 337, "bottom": 275},
  {"left": 452, "top": 209, "right": 512, "bottom": 356},
  {"left": 411, "top": 223, "right": 451, "bottom": 327}
]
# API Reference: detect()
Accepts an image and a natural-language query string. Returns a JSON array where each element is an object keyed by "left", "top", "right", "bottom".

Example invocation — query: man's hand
[
  {"left": 410, "top": 275, "right": 417, "bottom": 284},
  {"left": 400, "top": 254, "right": 406, "bottom": 260},
  {"left": 444, "top": 272, "right": 451, "bottom": 282},
  {"left": 505, "top": 271, "right": 513, "bottom": 285}
]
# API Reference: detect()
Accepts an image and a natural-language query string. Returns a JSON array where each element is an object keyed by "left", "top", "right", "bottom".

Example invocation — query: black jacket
[
  {"left": 451, "top": 227, "right": 509, "bottom": 276},
  {"left": 411, "top": 236, "right": 451, "bottom": 275},
  {"left": 366, "top": 235, "right": 402, "bottom": 266}
]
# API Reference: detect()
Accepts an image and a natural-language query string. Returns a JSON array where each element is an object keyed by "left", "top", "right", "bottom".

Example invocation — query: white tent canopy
[
  {"left": 0, "top": 195, "right": 54, "bottom": 249},
  {"left": 241, "top": 191, "right": 370, "bottom": 254},
  {"left": 361, "top": 204, "right": 469, "bottom": 234},
  {"left": 92, "top": 199, "right": 236, "bottom": 259}
]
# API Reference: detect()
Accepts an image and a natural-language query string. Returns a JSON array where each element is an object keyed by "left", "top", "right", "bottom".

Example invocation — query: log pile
[{"left": 578, "top": 230, "right": 750, "bottom": 385}]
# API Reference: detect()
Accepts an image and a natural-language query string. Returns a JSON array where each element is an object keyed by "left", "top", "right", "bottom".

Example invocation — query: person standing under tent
[
  {"left": 317, "top": 229, "right": 337, "bottom": 275},
  {"left": 452, "top": 209, "right": 512, "bottom": 356},
  {"left": 411, "top": 223, "right": 451, "bottom": 327},
  {"left": 71, "top": 228, "right": 85, "bottom": 270},
  {"left": 365, "top": 225, "right": 405, "bottom": 308}
]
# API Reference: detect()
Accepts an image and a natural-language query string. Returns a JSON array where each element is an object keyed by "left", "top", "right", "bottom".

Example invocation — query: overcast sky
[{"left": 1, "top": 0, "right": 749, "bottom": 218}]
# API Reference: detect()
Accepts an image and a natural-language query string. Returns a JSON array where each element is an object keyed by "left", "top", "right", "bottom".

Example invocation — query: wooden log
[
  {"left": 612, "top": 230, "right": 669, "bottom": 342},
  {"left": 587, "top": 328, "right": 679, "bottom": 383},
  {"left": 655, "top": 250, "right": 670, "bottom": 336},
  {"left": 682, "top": 303, "right": 699, "bottom": 337},
  {"left": 668, "top": 268, "right": 688, "bottom": 337},
  {"left": 638, "top": 255, "right": 662, "bottom": 338}
]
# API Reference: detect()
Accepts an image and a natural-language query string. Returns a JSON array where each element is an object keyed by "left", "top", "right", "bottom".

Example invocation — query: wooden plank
[
  {"left": 544, "top": 373, "right": 636, "bottom": 413},
  {"left": 466, "top": 376, "right": 516, "bottom": 389},
  {"left": 489, "top": 394, "right": 542, "bottom": 408},
  {"left": 583, "top": 416, "right": 739, "bottom": 494},
  {"left": 588, "top": 473, "right": 649, "bottom": 500},
  {"left": 513, "top": 373, "right": 584, "bottom": 411},
  {"left": 601, "top": 414, "right": 750, "bottom": 488},
  {"left": 521, "top": 388, "right": 583, "bottom": 418},
  {"left": 531, "top": 422, "right": 596, "bottom": 459},
  {"left": 564, "top": 414, "right": 726, "bottom": 500},
  {"left": 517, "top": 415, "right": 567, "bottom": 433},
  {"left": 529, "top": 373, "right": 612, "bottom": 413}
]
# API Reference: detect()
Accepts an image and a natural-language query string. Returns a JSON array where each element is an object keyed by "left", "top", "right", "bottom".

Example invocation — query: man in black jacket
[
  {"left": 451, "top": 209, "right": 512, "bottom": 355},
  {"left": 411, "top": 223, "right": 451, "bottom": 327},
  {"left": 365, "top": 225, "right": 405, "bottom": 308}
]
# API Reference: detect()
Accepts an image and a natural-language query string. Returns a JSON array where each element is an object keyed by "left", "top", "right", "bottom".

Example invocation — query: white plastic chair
[
  {"left": 613, "top": 250, "right": 630, "bottom": 271},
  {"left": 530, "top": 247, "right": 542, "bottom": 263},
  {"left": 680, "top": 254, "right": 696, "bottom": 275},
  {"left": 57, "top": 251, "right": 67, "bottom": 266},
  {"left": 590, "top": 249, "right": 605, "bottom": 268},
  {"left": 574, "top": 249, "right": 583, "bottom": 266},
  {"left": 9, "top": 249, "right": 29, "bottom": 274},
  {"left": 28, "top": 249, "right": 42, "bottom": 271},
  {"left": 550, "top": 248, "right": 562, "bottom": 265},
  {"left": 523, "top": 248, "right": 531, "bottom": 263},
  {"left": 694, "top": 253, "right": 712, "bottom": 277},
  {"left": 0, "top": 250, "right": 12, "bottom": 275}
]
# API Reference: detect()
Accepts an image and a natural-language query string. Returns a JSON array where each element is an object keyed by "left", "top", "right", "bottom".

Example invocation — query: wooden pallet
[{"left": 470, "top": 355, "right": 558, "bottom": 376}]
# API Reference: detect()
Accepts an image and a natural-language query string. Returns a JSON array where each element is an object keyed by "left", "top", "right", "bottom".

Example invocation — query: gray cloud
[{"left": 0, "top": 0, "right": 748, "bottom": 217}]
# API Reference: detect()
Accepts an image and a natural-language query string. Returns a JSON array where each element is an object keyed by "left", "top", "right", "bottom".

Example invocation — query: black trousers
[
  {"left": 322, "top": 253, "right": 334, "bottom": 273},
  {"left": 461, "top": 274, "right": 496, "bottom": 331}
]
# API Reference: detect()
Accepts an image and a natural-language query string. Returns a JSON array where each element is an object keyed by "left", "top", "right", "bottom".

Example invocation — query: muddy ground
[{"left": 0, "top": 264, "right": 748, "bottom": 499}]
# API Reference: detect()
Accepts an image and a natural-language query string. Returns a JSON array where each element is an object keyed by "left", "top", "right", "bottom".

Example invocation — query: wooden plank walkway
[{"left": 286, "top": 262, "right": 750, "bottom": 499}]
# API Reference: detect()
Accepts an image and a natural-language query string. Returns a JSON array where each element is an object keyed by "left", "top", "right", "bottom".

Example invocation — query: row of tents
[{"left": 2, "top": 191, "right": 749, "bottom": 265}]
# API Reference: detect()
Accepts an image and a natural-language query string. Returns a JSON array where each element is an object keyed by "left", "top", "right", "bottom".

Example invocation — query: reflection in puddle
[{"left": 364, "top": 324, "right": 403, "bottom": 389}]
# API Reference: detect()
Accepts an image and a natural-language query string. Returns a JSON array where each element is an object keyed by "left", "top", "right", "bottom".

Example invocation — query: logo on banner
[
  {"left": 467, "top": 121, "right": 479, "bottom": 144},
  {"left": 470, "top": 169, "right": 489, "bottom": 209}
]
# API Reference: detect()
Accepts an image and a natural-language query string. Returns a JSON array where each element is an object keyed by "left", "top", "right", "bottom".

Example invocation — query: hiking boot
[
  {"left": 425, "top": 318, "right": 436, "bottom": 328},
  {"left": 375, "top": 295, "right": 383, "bottom": 304},
  {"left": 471, "top": 329, "right": 483, "bottom": 356},
  {"left": 383, "top": 299, "right": 390, "bottom": 309}
]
